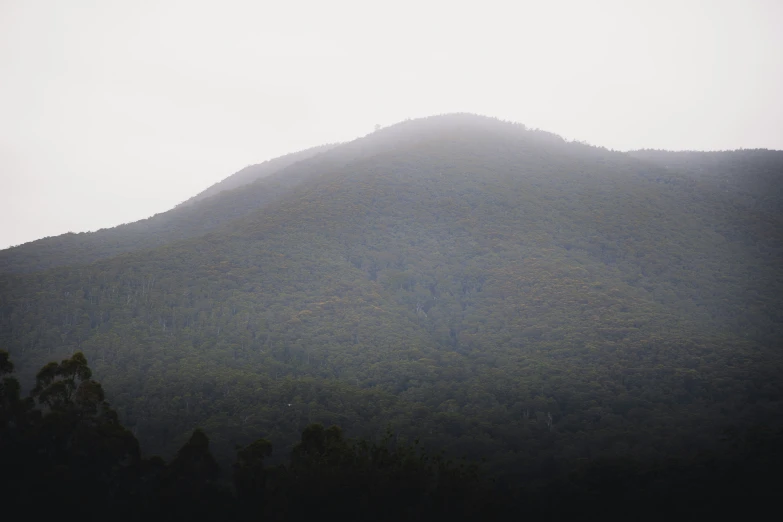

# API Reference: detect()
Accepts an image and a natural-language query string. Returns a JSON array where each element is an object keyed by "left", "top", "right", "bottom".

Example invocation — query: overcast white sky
[{"left": 1, "top": 0, "right": 781, "bottom": 249}]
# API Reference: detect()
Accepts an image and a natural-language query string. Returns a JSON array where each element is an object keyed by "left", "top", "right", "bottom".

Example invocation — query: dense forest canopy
[{"left": 1, "top": 114, "right": 782, "bottom": 517}]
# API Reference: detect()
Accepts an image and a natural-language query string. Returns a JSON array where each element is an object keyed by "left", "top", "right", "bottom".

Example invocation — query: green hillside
[{"left": 1, "top": 114, "right": 781, "bottom": 482}]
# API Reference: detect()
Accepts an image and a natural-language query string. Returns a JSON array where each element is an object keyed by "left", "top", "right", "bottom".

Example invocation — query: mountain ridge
[
  {"left": 4, "top": 113, "right": 780, "bottom": 272},
  {"left": 176, "top": 143, "right": 340, "bottom": 208}
]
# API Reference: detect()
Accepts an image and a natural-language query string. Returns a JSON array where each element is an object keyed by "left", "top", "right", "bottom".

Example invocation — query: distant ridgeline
[{"left": 0, "top": 114, "right": 781, "bottom": 512}]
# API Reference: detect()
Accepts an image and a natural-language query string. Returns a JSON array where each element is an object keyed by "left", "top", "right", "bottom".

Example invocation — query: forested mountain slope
[{"left": 1, "top": 114, "right": 782, "bottom": 482}]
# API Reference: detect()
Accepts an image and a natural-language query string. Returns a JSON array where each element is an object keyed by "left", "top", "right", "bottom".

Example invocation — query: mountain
[{"left": 1, "top": 113, "right": 782, "bottom": 481}]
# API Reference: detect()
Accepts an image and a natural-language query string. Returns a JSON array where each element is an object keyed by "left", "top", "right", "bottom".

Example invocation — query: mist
[{"left": 1, "top": 0, "right": 782, "bottom": 249}]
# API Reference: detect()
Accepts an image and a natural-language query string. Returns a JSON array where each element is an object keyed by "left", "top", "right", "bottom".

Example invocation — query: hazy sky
[{"left": 1, "top": 0, "right": 781, "bottom": 249}]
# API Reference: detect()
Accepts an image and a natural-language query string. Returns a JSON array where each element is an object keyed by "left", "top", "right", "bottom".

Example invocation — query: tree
[
  {"left": 30, "top": 351, "right": 92, "bottom": 408},
  {"left": 234, "top": 437, "right": 273, "bottom": 517},
  {"left": 1, "top": 351, "right": 141, "bottom": 515},
  {"left": 160, "top": 428, "right": 230, "bottom": 520}
]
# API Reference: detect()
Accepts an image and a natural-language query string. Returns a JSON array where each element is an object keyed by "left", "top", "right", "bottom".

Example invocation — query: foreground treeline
[
  {"left": 2, "top": 351, "right": 781, "bottom": 521},
  {"left": 1, "top": 351, "right": 497, "bottom": 521}
]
